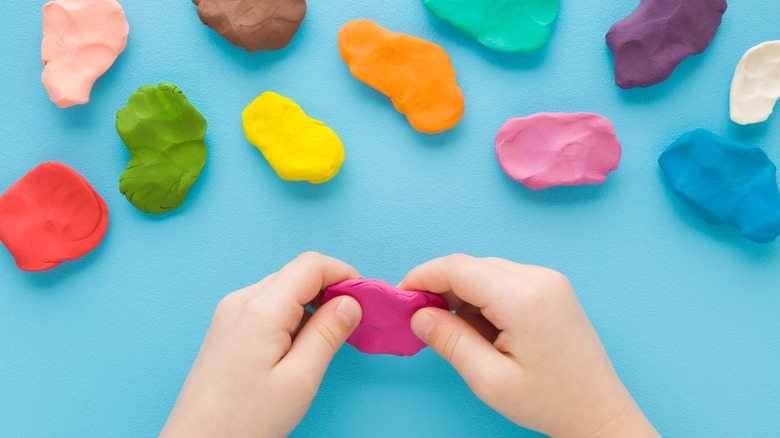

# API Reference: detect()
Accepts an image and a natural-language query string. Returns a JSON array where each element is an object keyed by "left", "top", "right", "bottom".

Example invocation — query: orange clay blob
[{"left": 338, "top": 19, "right": 465, "bottom": 134}]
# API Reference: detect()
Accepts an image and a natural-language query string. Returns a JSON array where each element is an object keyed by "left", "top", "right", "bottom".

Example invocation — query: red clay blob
[
  {"left": 0, "top": 162, "right": 109, "bottom": 272},
  {"left": 322, "top": 279, "right": 449, "bottom": 356}
]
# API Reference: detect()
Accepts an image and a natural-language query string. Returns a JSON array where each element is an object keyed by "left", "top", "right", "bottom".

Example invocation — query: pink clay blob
[
  {"left": 322, "top": 279, "right": 448, "bottom": 356},
  {"left": 495, "top": 112, "right": 622, "bottom": 190}
]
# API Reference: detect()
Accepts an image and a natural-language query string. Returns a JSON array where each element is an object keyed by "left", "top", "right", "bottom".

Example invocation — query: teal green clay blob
[
  {"left": 116, "top": 83, "right": 207, "bottom": 214},
  {"left": 424, "top": 0, "right": 559, "bottom": 54}
]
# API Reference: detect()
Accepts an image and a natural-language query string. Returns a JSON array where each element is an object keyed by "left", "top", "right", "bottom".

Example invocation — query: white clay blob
[{"left": 730, "top": 40, "right": 780, "bottom": 125}]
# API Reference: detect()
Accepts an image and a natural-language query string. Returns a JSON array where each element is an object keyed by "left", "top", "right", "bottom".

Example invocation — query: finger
[
  {"left": 411, "top": 307, "right": 512, "bottom": 396},
  {"left": 307, "top": 294, "right": 323, "bottom": 310},
  {"left": 399, "top": 254, "right": 519, "bottom": 326},
  {"left": 481, "top": 256, "right": 540, "bottom": 275},
  {"left": 280, "top": 295, "right": 362, "bottom": 382},
  {"left": 251, "top": 272, "right": 277, "bottom": 289},
  {"left": 483, "top": 257, "right": 575, "bottom": 304},
  {"left": 265, "top": 252, "right": 361, "bottom": 305},
  {"left": 230, "top": 272, "right": 277, "bottom": 302},
  {"left": 397, "top": 285, "right": 465, "bottom": 311},
  {"left": 291, "top": 310, "right": 313, "bottom": 340},
  {"left": 456, "top": 303, "right": 500, "bottom": 343}
]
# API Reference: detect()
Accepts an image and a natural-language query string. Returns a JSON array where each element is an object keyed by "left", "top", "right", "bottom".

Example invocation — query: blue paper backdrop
[{"left": 1, "top": 0, "right": 779, "bottom": 436}]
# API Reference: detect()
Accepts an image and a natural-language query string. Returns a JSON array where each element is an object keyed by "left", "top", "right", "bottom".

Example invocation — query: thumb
[
  {"left": 282, "top": 296, "right": 362, "bottom": 380},
  {"left": 411, "top": 307, "right": 510, "bottom": 393}
]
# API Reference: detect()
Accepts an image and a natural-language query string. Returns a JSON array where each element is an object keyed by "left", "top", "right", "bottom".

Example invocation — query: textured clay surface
[
  {"left": 192, "top": 0, "right": 306, "bottom": 52},
  {"left": 242, "top": 92, "right": 344, "bottom": 184},
  {"left": 659, "top": 129, "right": 780, "bottom": 243},
  {"left": 495, "top": 112, "right": 622, "bottom": 190},
  {"left": 116, "top": 83, "right": 207, "bottom": 215},
  {"left": 424, "top": 0, "right": 559, "bottom": 54},
  {"left": 606, "top": 0, "right": 727, "bottom": 89},
  {"left": 0, "top": 162, "right": 109, "bottom": 272},
  {"left": 338, "top": 19, "right": 465, "bottom": 134},
  {"left": 730, "top": 40, "right": 780, "bottom": 125},
  {"left": 322, "top": 279, "right": 449, "bottom": 356},
  {"left": 41, "top": 0, "right": 129, "bottom": 108}
]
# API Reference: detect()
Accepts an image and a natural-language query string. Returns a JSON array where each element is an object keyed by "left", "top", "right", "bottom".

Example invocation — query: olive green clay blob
[
  {"left": 116, "top": 83, "right": 207, "bottom": 214},
  {"left": 423, "top": 0, "right": 559, "bottom": 54}
]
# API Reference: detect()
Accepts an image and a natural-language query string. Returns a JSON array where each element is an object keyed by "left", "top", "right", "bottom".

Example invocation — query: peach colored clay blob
[{"left": 41, "top": 0, "right": 129, "bottom": 108}]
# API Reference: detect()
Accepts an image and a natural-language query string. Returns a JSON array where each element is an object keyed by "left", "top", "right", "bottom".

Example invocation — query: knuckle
[
  {"left": 239, "top": 295, "right": 287, "bottom": 325},
  {"left": 448, "top": 253, "right": 474, "bottom": 270},
  {"left": 297, "top": 251, "right": 324, "bottom": 264},
  {"left": 535, "top": 266, "right": 573, "bottom": 289},
  {"left": 314, "top": 321, "right": 342, "bottom": 353},
  {"left": 433, "top": 327, "right": 462, "bottom": 363},
  {"left": 241, "top": 295, "right": 271, "bottom": 318},
  {"left": 523, "top": 284, "right": 553, "bottom": 312},
  {"left": 533, "top": 266, "right": 571, "bottom": 288},
  {"left": 547, "top": 270, "right": 572, "bottom": 289},
  {"left": 215, "top": 291, "right": 243, "bottom": 317},
  {"left": 522, "top": 269, "right": 575, "bottom": 313},
  {"left": 482, "top": 256, "right": 506, "bottom": 265}
]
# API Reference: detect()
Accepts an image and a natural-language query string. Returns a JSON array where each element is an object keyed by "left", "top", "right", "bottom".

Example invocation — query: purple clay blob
[{"left": 606, "top": 0, "right": 727, "bottom": 89}]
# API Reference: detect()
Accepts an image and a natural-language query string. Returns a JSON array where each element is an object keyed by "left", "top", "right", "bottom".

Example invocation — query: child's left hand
[{"left": 160, "top": 252, "right": 363, "bottom": 437}]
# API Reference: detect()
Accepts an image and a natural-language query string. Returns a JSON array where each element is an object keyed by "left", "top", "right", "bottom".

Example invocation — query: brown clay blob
[{"left": 192, "top": 0, "right": 306, "bottom": 52}]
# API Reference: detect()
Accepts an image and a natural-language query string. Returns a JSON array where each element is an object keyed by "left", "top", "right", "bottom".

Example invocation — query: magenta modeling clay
[{"left": 322, "top": 279, "right": 448, "bottom": 356}]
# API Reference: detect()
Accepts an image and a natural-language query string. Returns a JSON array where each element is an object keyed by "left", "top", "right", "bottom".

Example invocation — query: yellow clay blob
[{"left": 242, "top": 92, "right": 345, "bottom": 184}]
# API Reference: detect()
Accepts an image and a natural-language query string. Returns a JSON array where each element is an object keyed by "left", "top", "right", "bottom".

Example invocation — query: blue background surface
[{"left": 1, "top": 0, "right": 779, "bottom": 436}]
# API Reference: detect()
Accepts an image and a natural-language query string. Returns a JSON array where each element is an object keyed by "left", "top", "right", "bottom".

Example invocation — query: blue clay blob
[{"left": 659, "top": 129, "right": 780, "bottom": 243}]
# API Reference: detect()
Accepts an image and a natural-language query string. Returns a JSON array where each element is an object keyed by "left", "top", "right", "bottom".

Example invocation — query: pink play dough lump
[
  {"left": 322, "top": 279, "right": 448, "bottom": 356},
  {"left": 495, "top": 112, "right": 622, "bottom": 190},
  {"left": 41, "top": 0, "right": 129, "bottom": 108}
]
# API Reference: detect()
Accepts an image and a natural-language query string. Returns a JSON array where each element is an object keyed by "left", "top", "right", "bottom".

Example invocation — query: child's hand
[
  {"left": 400, "top": 255, "right": 658, "bottom": 438},
  {"left": 161, "top": 252, "right": 363, "bottom": 438}
]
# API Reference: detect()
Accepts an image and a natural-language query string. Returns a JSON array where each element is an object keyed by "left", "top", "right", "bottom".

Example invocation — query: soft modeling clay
[
  {"left": 41, "top": 0, "right": 129, "bottom": 108},
  {"left": 659, "top": 129, "right": 780, "bottom": 243},
  {"left": 116, "top": 83, "right": 208, "bottom": 214},
  {"left": 338, "top": 19, "right": 465, "bottom": 134},
  {"left": 495, "top": 112, "right": 622, "bottom": 190},
  {"left": 423, "top": 0, "right": 559, "bottom": 54},
  {"left": 606, "top": 0, "right": 727, "bottom": 89},
  {"left": 730, "top": 41, "right": 780, "bottom": 125},
  {"left": 242, "top": 92, "right": 344, "bottom": 184},
  {"left": 322, "top": 279, "right": 449, "bottom": 356},
  {"left": 0, "top": 162, "right": 109, "bottom": 272},
  {"left": 192, "top": 0, "right": 306, "bottom": 52}
]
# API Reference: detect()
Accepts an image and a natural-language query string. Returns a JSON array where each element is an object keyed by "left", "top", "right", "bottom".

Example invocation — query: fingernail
[
  {"left": 335, "top": 296, "right": 362, "bottom": 328},
  {"left": 412, "top": 310, "right": 435, "bottom": 343}
]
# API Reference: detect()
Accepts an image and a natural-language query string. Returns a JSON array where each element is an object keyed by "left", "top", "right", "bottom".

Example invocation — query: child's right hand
[{"left": 400, "top": 255, "right": 659, "bottom": 438}]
